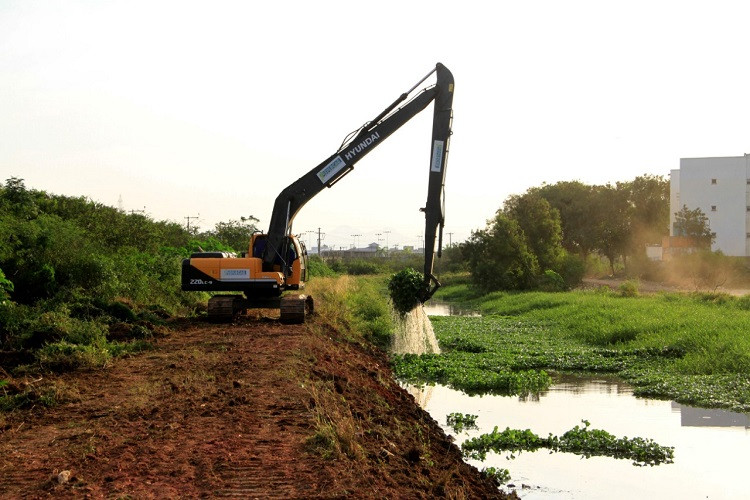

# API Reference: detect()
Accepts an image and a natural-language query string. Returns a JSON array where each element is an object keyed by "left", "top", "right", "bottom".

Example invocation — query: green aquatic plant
[
  {"left": 392, "top": 353, "right": 551, "bottom": 396},
  {"left": 388, "top": 268, "right": 424, "bottom": 315},
  {"left": 462, "top": 420, "right": 674, "bottom": 467},
  {"left": 446, "top": 412, "right": 479, "bottom": 433},
  {"left": 401, "top": 312, "right": 750, "bottom": 412},
  {"left": 481, "top": 466, "right": 511, "bottom": 485}
]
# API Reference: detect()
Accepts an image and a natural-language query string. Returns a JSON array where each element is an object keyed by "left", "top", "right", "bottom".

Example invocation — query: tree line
[{"left": 460, "top": 174, "right": 671, "bottom": 291}]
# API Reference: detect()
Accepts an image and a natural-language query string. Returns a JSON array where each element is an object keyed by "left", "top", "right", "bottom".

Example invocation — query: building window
[
  {"left": 711, "top": 205, "right": 717, "bottom": 212},
  {"left": 711, "top": 178, "right": 717, "bottom": 184}
]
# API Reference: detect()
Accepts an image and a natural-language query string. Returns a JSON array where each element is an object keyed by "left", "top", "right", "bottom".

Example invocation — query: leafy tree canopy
[{"left": 673, "top": 205, "right": 714, "bottom": 248}]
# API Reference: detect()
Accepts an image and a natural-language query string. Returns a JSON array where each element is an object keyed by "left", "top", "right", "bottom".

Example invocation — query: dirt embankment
[{"left": 0, "top": 314, "right": 509, "bottom": 498}]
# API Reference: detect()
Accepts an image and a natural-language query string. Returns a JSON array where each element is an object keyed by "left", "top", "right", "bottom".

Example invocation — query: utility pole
[
  {"left": 185, "top": 214, "right": 200, "bottom": 233},
  {"left": 384, "top": 230, "right": 391, "bottom": 256},
  {"left": 317, "top": 227, "right": 325, "bottom": 257},
  {"left": 447, "top": 232, "right": 454, "bottom": 248}
]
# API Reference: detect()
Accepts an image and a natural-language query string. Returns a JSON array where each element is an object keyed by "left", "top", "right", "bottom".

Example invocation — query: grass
[
  {"left": 306, "top": 275, "right": 395, "bottom": 350},
  {"left": 414, "top": 280, "right": 750, "bottom": 411}
]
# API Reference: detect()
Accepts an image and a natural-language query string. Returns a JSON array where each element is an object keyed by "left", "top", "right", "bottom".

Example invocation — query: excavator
[{"left": 181, "top": 63, "right": 454, "bottom": 322}]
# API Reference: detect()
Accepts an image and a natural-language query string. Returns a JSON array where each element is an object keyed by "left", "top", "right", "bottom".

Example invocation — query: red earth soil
[{"left": 0, "top": 315, "right": 513, "bottom": 499}]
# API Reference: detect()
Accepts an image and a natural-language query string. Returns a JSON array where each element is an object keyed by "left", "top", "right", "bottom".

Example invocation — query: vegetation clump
[
  {"left": 0, "top": 177, "right": 215, "bottom": 380},
  {"left": 462, "top": 420, "right": 674, "bottom": 467},
  {"left": 481, "top": 466, "right": 511, "bottom": 485},
  {"left": 446, "top": 412, "right": 479, "bottom": 433},
  {"left": 392, "top": 352, "right": 551, "bottom": 396},
  {"left": 388, "top": 268, "right": 424, "bottom": 316}
]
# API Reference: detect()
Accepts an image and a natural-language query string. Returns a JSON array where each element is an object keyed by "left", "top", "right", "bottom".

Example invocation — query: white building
[{"left": 670, "top": 154, "right": 750, "bottom": 256}]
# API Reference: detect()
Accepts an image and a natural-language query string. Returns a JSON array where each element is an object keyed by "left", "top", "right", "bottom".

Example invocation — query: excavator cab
[{"left": 251, "top": 234, "right": 307, "bottom": 285}]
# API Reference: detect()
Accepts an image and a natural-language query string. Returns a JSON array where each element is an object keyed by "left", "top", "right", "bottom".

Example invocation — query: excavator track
[
  {"left": 280, "top": 294, "right": 314, "bottom": 324},
  {"left": 207, "top": 295, "right": 245, "bottom": 322}
]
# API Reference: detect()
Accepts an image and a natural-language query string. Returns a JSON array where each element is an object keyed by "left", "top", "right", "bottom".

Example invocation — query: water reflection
[
  {"left": 403, "top": 383, "right": 435, "bottom": 408},
  {"left": 417, "top": 375, "right": 750, "bottom": 499},
  {"left": 423, "top": 299, "right": 480, "bottom": 317},
  {"left": 671, "top": 402, "right": 750, "bottom": 428}
]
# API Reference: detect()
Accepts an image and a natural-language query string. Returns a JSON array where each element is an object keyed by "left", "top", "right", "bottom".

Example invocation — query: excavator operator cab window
[
  {"left": 284, "top": 237, "right": 298, "bottom": 266},
  {"left": 252, "top": 236, "right": 267, "bottom": 259}
]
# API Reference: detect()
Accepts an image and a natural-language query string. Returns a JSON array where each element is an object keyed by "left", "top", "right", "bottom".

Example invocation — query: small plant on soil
[
  {"left": 388, "top": 268, "right": 424, "bottom": 315},
  {"left": 462, "top": 420, "right": 674, "bottom": 467},
  {"left": 446, "top": 412, "right": 479, "bottom": 433}
]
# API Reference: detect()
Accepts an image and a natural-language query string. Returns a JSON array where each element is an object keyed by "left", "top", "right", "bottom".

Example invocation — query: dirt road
[{"left": 0, "top": 315, "right": 508, "bottom": 498}]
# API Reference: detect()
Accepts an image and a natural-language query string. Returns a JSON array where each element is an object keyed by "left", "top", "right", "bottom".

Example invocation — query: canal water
[{"left": 415, "top": 301, "right": 750, "bottom": 499}]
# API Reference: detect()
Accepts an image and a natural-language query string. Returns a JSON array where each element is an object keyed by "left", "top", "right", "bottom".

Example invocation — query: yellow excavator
[{"left": 182, "top": 63, "right": 454, "bottom": 322}]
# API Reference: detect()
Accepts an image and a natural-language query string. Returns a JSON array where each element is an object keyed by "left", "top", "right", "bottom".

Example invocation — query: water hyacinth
[
  {"left": 461, "top": 420, "right": 674, "bottom": 467},
  {"left": 388, "top": 269, "right": 424, "bottom": 316}
]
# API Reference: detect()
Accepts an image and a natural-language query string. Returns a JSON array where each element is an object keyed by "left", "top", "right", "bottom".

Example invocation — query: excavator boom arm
[{"left": 264, "top": 63, "right": 454, "bottom": 301}]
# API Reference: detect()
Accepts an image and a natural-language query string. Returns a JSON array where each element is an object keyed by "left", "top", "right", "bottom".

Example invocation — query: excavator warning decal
[
  {"left": 431, "top": 140, "right": 444, "bottom": 172},
  {"left": 317, "top": 156, "right": 346, "bottom": 184}
]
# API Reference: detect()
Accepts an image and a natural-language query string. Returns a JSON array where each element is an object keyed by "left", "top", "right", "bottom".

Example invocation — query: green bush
[
  {"left": 307, "top": 255, "right": 337, "bottom": 277},
  {"left": 539, "top": 270, "right": 566, "bottom": 292},
  {"left": 19, "top": 311, "right": 72, "bottom": 349},
  {"left": 619, "top": 279, "right": 640, "bottom": 297},
  {"left": 553, "top": 251, "right": 586, "bottom": 288},
  {"left": 345, "top": 259, "right": 383, "bottom": 275}
]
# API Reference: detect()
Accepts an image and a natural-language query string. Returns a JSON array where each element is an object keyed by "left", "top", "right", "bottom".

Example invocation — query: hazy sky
[{"left": 2, "top": 1, "right": 749, "bottom": 250}]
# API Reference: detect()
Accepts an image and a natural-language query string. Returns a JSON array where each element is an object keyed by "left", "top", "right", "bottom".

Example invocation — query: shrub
[
  {"left": 19, "top": 311, "right": 72, "bottom": 349},
  {"left": 307, "top": 255, "right": 337, "bottom": 278},
  {"left": 554, "top": 251, "right": 586, "bottom": 288},
  {"left": 539, "top": 270, "right": 566, "bottom": 292},
  {"left": 345, "top": 259, "right": 382, "bottom": 275},
  {"left": 619, "top": 279, "right": 640, "bottom": 297}
]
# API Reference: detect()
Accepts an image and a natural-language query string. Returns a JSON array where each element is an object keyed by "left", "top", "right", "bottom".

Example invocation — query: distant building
[{"left": 670, "top": 154, "right": 750, "bottom": 256}]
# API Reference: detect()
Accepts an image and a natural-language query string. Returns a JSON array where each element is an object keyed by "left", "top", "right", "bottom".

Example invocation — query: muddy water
[{"left": 420, "top": 376, "right": 750, "bottom": 499}]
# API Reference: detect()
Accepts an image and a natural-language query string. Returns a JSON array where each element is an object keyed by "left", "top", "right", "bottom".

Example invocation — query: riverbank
[{"left": 0, "top": 303, "right": 508, "bottom": 498}]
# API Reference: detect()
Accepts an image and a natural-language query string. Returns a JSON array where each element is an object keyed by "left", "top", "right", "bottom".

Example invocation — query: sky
[{"left": 2, "top": 0, "right": 750, "bottom": 251}]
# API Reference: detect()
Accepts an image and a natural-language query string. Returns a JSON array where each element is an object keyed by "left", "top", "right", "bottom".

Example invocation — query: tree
[
  {"left": 503, "top": 193, "right": 563, "bottom": 271},
  {"left": 626, "top": 174, "right": 670, "bottom": 247},
  {"left": 593, "top": 183, "right": 631, "bottom": 274},
  {"left": 461, "top": 213, "right": 539, "bottom": 291},
  {"left": 673, "top": 205, "right": 714, "bottom": 248},
  {"left": 0, "top": 177, "right": 39, "bottom": 219},
  {"left": 531, "top": 181, "right": 598, "bottom": 258},
  {"left": 202, "top": 216, "right": 260, "bottom": 253}
]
